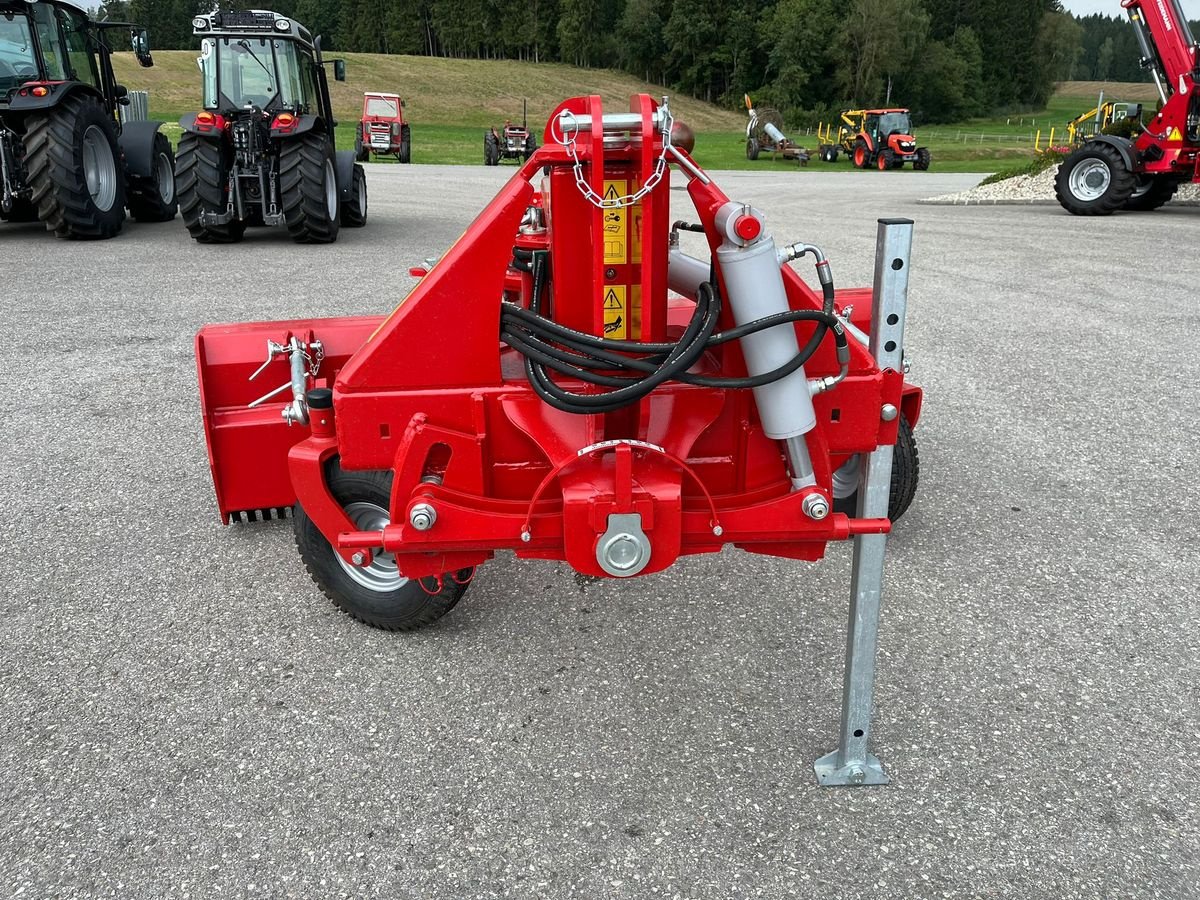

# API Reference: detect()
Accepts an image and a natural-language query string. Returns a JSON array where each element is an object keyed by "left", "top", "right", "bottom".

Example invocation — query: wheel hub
[
  {"left": 1070, "top": 158, "right": 1112, "bottom": 201},
  {"left": 81, "top": 124, "right": 117, "bottom": 212},
  {"left": 335, "top": 501, "right": 408, "bottom": 592}
]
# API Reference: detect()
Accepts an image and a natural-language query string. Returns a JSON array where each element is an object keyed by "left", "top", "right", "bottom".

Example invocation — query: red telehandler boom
[{"left": 1056, "top": 0, "right": 1199, "bottom": 214}]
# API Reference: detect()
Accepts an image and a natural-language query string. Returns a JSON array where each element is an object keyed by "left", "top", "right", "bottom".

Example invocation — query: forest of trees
[{"left": 92, "top": 0, "right": 1186, "bottom": 123}]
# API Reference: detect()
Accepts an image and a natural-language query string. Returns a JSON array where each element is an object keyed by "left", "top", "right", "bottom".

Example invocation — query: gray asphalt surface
[{"left": 2, "top": 164, "right": 1198, "bottom": 899}]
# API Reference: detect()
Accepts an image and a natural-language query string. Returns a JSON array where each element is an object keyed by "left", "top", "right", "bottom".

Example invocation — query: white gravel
[{"left": 922, "top": 164, "right": 1200, "bottom": 205}]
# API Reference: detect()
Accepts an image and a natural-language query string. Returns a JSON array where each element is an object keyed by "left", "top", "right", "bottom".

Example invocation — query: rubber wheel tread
[
  {"left": 176, "top": 131, "right": 244, "bottom": 243},
  {"left": 128, "top": 131, "right": 178, "bottom": 222},
  {"left": 280, "top": 132, "right": 339, "bottom": 243},
  {"left": 342, "top": 164, "right": 367, "bottom": 227},
  {"left": 24, "top": 92, "right": 125, "bottom": 239}
]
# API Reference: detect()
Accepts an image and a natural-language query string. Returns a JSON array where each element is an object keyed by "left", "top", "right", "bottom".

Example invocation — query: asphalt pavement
[{"left": 1, "top": 163, "right": 1198, "bottom": 899}]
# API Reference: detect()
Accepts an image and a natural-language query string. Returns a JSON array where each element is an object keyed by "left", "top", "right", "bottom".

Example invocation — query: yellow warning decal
[
  {"left": 602, "top": 181, "right": 628, "bottom": 264},
  {"left": 603, "top": 285, "right": 627, "bottom": 339},
  {"left": 630, "top": 285, "right": 642, "bottom": 338},
  {"left": 1168, "top": 126, "right": 1182, "bottom": 141},
  {"left": 631, "top": 207, "right": 643, "bottom": 264}
]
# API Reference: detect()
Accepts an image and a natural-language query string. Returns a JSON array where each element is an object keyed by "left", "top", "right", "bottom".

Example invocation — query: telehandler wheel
[
  {"left": 294, "top": 460, "right": 472, "bottom": 631},
  {"left": 746, "top": 138, "right": 760, "bottom": 161},
  {"left": 876, "top": 149, "right": 894, "bottom": 171},
  {"left": 914, "top": 148, "right": 931, "bottom": 170},
  {"left": 832, "top": 415, "right": 919, "bottom": 522},
  {"left": 280, "top": 133, "right": 340, "bottom": 244},
  {"left": 1055, "top": 142, "right": 1136, "bottom": 216},
  {"left": 342, "top": 164, "right": 368, "bottom": 227},
  {"left": 1124, "top": 176, "right": 1178, "bottom": 211},
  {"left": 128, "top": 131, "right": 178, "bottom": 222},
  {"left": 24, "top": 93, "right": 125, "bottom": 239},
  {"left": 176, "top": 131, "right": 244, "bottom": 243}
]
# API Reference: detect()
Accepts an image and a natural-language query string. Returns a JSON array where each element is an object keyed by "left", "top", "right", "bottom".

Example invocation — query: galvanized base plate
[{"left": 813, "top": 751, "right": 890, "bottom": 787}]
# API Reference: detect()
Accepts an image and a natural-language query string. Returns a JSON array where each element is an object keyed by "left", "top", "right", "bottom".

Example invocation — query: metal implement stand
[{"left": 814, "top": 218, "right": 913, "bottom": 787}]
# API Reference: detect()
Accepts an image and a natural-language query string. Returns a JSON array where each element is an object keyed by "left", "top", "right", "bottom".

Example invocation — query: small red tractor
[
  {"left": 1055, "top": 0, "right": 1197, "bottom": 215},
  {"left": 0, "top": 1, "right": 176, "bottom": 238},
  {"left": 196, "top": 94, "right": 923, "bottom": 787},
  {"left": 355, "top": 92, "right": 410, "bottom": 163},
  {"left": 485, "top": 100, "right": 537, "bottom": 165},
  {"left": 842, "top": 109, "right": 930, "bottom": 171},
  {"left": 743, "top": 94, "right": 810, "bottom": 164},
  {"left": 176, "top": 10, "right": 367, "bottom": 243}
]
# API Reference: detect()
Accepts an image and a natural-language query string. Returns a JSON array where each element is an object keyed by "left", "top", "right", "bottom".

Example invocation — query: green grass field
[{"left": 113, "top": 51, "right": 1158, "bottom": 175}]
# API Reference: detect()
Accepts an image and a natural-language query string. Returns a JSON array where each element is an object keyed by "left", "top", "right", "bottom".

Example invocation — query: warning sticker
[
  {"left": 630, "top": 285, "right": 642, "bottom": 337},
  {"left": 631, "top": 208, "right": 643, "bottom": 264},
  {"left": 603, "top": 181, "right": 628, "bottom": 264},
  {"left": 603, "top": 285, "right": 627, "bottom": 339},
  {"left": 1168, "top": 126, "right": 1182, "bottom": 141}
]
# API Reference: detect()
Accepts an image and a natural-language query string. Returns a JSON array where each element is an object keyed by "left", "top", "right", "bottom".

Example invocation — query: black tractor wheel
[
  {"left": 914, "top": 147, "right": 931, "bottom": 171},
  {"left": 23, "top": 93, "right": 125, "bottom": 239},
  {"left": 829, "top": 147, "right": 840, "bottom": 163},
  {"left": 853, "top": 141, "right": 870, "bottom": 169},
  {"left": 398, "top": 124, "right": 411, "bottom": 164},
  {"left": 832, "top": 415, "right": 920, "bottom": 522},
  {"left": 294, "top": 460, "right": 473, "bottom": 631},
  {"left": 342, "top": 163, "right": 368, "bottom": 227},
  {"left": 1124, "top": 176, "right": 1178, "bottom": 211},
  {"left": 176, "top": 131, "right": 244, "bottom": 243},
  {"left": 746, "top": 137, "right": 760, "bottom": 161},
  {"left": 484, "top": 133, "right": 499, "bottom": 166},
  {"left": 524, "top": 133, "right": 537, "bottom": 161},
  {"left": 354, "top": 132, "right": 369, "bottom": 162},
  {"left": 280, "top": 133, "right": 340, "bottom": 244},
  {"left": 876, "top": 149, "right": 894, "bottom": 171},
  {"left": 128, "top": 131, "right": 178, "bottom": 222},
  {"left": 1055, "top": 142, "right": 1136, "bottom": 216}
]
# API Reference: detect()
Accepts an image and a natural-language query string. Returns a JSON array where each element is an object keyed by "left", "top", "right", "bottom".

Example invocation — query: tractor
[
  {"left": 355, "top": 91, "right": 410, "bottom": 163},
  {"left": 195, "top": 94, "right": 924, "bottom": 787},
  {"left": 1055, "top": 0, "right": 1195, "bottom": 215},
  {"left": 844, "top": 109, "right": 930, "bottom": 171},
  {"left": 0, "top": 0, "right": 176, "bottom": 239},
  {"left": 484, "top": 100, "right": 536, "bottom": 165},
  {"left": 744, "top": 94, "right": 809, "bottom": 164},
  {"left": 177, "top": 10, "right": 366, "bottom": 244}
]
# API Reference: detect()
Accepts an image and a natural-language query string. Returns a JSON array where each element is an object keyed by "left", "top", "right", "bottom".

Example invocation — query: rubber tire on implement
[
  {"left": 833, "top": 415, "right": 920, "bottom": 522},
  {"left": 128, "top": 131, "right": 178, "bottom": 222},
  {"left": 914, "top": 147, "right": 931, "bottom": 171},
  {"left": 746, "top": 137, "right": 760, "bottom": 161},
  {"left": 1054, "top": 142, "right": 1135, "bottom": 216},
  {"left": 342, "top": 163, "right": 368, "bottom": 227},
  {"left": 24, "top": 93, "right": 125, "bottom": 239},
  {"left": 176, "top": 131, "right": 244, "bottom": 243},
  {"left": 1124, "top": 176, "right": 1178, "bottom": 211},
  {"left": 294, "top": 460, "right": 472, "bottom": 631},
  {"left": 280, "top": 132, "right": 339, "bottom": 243}
]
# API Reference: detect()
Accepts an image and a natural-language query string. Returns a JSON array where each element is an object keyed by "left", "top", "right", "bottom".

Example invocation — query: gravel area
[
  {"left": 2, "top": 167, "right": 1198, "bottom": 898},
  {"left": 923, "top": 164, "right": 1200, "bottom": 205}
]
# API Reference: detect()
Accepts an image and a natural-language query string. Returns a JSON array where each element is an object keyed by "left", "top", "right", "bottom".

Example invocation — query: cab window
[
  {"left": 30, "top": 4, "right": 66, "bottom": 80},
  {"left": 56, "top": 6, "right": 99, "bottom": 88}
]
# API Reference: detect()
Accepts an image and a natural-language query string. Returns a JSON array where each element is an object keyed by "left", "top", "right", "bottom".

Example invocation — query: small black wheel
[
  {"left": 280, "top": 132, "right": 339, "bottom": 243},
  {"left": 1055, "top": 141, "right": 1136, "bottom": 216},
  {"left": 913, "top": 147, "right": 931, "bottom": 171},
  {"left": 746, "top": 137, "right": 760, "bottom": 161},
  {"left": 128, "top": 130, "right": 178, "bottom": 222},
  {"left": 342, "top": 163, "right": 367, "bottom": 227},
  {"left": 354, "top": 131, "right": 369, "bottom": 162},
  {"left": 398, "top": 124, "right": 411, "bottom": 164},
  {"left": 832, "top": 415, "right": 920, "bottom": 521},
  {"left": 176, "top": 131, "right": 245, "bottom": 243},
  {"left": 829, "top": 147, "right": 839, "bottom": 163},
  {"left": 294, "top": 459, "right": 473, "bottom": 631},
  {"left": 24, "top": 92, "right": 126, "bottom": 239},
  {"left": 1124, "top": 176, "right": 1178, "bottom": 211}
]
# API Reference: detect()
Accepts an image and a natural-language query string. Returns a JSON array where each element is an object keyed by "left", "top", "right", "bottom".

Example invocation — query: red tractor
[
  {"left": 1056, "top": 0, "right": 1198, "bottom": 214},
  {"left": 850, "top": 109, "right": 931, "bottom": 171},
  {"left": 195, "top": 94, "right": 924, "bottom": 787},
  {"left": 484, "top": 100, "right": 537, "bottom": 165},
  {"left": 355, "top": 92, "right": 410, "bottom": 163}
]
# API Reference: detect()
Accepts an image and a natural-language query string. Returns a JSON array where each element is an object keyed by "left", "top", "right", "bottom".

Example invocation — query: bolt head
[
  {"left": 712, "top": 525, "right": 723, "bottom": 537},
  {"left": 409, "top": 503, "right": 437, "bottom": 531},
  {"left": 880, "top": 403, "right": 899, "bottom": 422},
  {"left": 520, "top": 530, "right": 532, "bottom": 543},
  {"left": 802, "top": 494, "right": 830, "bottom": 521},
  {"left": 351, "top": 551, "right": 365, "bottom": 566},
  {"left": 849, "top": 766, "right": 866, "bottom": 785}
]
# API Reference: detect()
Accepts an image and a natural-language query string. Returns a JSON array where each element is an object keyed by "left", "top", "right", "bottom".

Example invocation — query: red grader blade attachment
[{"left": 195, "top": 93, "right": 925, "bottom": 787}]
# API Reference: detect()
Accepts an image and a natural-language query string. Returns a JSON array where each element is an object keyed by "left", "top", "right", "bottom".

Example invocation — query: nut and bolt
[
  {"left": 802, "top": 493, "right": 830, "bottom": 521},
  {"left": 712, "top": 524, "right": 723, "bottom": 537},
  {"left": 880, "top": 403, "right": 899, "bottom": 422},
  {"left": 350, "top": 551, "right": 366, "bottom": 566},
  {"left": 409, "top": 503, "right": 437, "bottom": 531},
  {"left": 848, "top": 766, "right": 866, "bottom": 785},
  {"left": 520, "top": 530, "right": 532, "bottom": 543}
]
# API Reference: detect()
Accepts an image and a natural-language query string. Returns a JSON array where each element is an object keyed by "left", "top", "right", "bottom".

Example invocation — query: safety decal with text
[
  {"left": 602, "top": 181, "right": 628, "bottom": 264},
  {"left": 603, "top": 285, "right": 627, "bottom": 339}
]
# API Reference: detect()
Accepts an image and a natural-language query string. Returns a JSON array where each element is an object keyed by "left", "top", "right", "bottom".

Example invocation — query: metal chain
[{"left": 552, "top": 106, "right": 674, "bottom": 209}]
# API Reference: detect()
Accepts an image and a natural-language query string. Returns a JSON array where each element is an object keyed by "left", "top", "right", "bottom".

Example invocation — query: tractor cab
[
  {"left": 355, "top": 91, "right": 410, "bottom": 163},
  {"left": 864, "top": 110, "right": 915, "bottom": 150}
]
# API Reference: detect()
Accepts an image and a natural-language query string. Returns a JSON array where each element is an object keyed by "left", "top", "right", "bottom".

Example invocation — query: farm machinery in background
[
  {"left": 177, "top": 10, "right": 367, "bottom": 243},
  {"left": 355, "top": 92, "right": 410, "bottom": 163},
  {"left": 1056, "top": 0, "right": 1197, "bottom": 215},
  {"left": 0, "top": 0, "right": 176, "bottom": 239},
  {"left": 195, "top": 93, "right": 924, "bottom": 788},
  {"left": 1064, "top": 94, "right": 1142, "bottom": 146},
  {"left": 743, "top": 94, "right": 810, "bottom": 164},
  {"left": 485, "top": 100, "right": 537, "bottom": 165},
  {"left": 819, "top": 108, "right": 930, "bottom": 171}
]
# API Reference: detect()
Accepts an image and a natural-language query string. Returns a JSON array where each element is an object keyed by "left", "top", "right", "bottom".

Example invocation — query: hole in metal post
[
  {"left": 884, "top": 340, "right": 896, "bottom": 352},
  {"left": 886, "top": 314, "right": 899, "bottom": 325},
  {"left": 891, "top": 258, "right": 904, "bottom": 270},
  {"left": 853, "top": 728, "right": 864, "bottom": 738}
]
